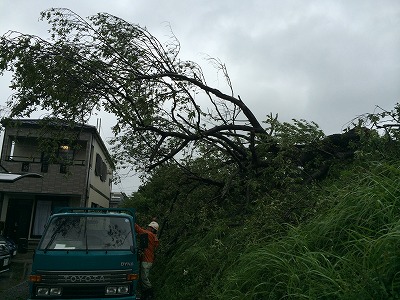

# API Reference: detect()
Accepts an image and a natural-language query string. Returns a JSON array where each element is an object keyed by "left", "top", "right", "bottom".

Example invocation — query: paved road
[{"left": 0, "top": 250, "right": 33, "bottom": 300}]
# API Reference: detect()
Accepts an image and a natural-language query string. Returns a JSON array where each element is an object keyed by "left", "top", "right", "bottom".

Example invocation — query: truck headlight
[
  {"left": 36, "top": 287, "right": 62, "bottom": 296},
  {"left": 118, "top": 286, "right": 129, "bottom": 294},
  {"left": 37, "top": 287, "right": 49, "bottom": 296},
  {"left": 106, "top": 285, "right": 129, "bottom": 295},
  {"left": 106, "top": 286, "right": 117, "bottom": 294},
  {"left": 50, "top": 287, "right": 63, "bottom": 295}
]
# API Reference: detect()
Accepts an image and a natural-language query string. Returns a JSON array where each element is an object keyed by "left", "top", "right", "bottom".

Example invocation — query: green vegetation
[
  {"left": 1, "top": 8, "right": 399, "bottom": 299},
  {"left": 212, "top": 161, "right": 400, "bottom": 299},
  {"left": 125, "top": 131, "right": 400, "bottom": 299}
]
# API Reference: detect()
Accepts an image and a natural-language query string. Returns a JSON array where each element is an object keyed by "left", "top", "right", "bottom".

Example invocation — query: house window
[
  {"left": 32, "top": 198, "right": 69, "bottom": 238},
  {"left": 21, "top": 162, "right": 30, "bottom": 172},
  {"left": 60, "top": 164, "right": 68, "bottom": 174},
  {"left": 32, "top": 201, "right": 52, "bottom": 236},
  {"left": 41, "top": 153, "right": 49, "bottom": 173},
  {"left": 41, "top": 163, "right": 49, "bottom": 173},
  {"left": 95, "top": 153, "right": 107, "bottom": 182},
  {"left": 58, "top": 144, "right": 74, "bottom": 163}
]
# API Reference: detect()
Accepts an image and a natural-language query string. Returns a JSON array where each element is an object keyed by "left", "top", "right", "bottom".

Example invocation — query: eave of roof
[{"left": 0, "top": 172, "right": 43, "bottom": 183}]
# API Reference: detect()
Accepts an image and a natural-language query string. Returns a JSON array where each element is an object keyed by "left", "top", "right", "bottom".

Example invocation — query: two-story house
[{"left": 0, "top": 119, "right": 114, "bottom": 245}]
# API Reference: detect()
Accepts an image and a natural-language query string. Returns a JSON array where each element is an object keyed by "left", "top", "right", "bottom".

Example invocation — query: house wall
[
  {"left": 0, "top": 119, "right": 115, "bottom": 242},
  {"left": 0, "top": 126, "right": 92, "bottom": 198},
  {"left": 86, "top": 136, "right": 113, "bottom": 208},
  {"left": 0, "top": 163, "right": 88, "bottom": 195}
]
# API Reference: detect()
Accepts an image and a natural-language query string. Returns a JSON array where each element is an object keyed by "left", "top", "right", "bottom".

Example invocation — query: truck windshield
[{"left": 39, "top": 215, "right": 133, "bottom": 250}]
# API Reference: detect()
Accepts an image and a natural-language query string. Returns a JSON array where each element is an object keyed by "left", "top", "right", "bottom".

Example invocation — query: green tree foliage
[
  {"left": 122, "top": 108, "right": 400, "bottom": 299},
  {"left": 145, "top": 133, "right": 400, "bottom": 299},
  {"left": 2, "top": 7, "right": 399, "bottom": 299},
  {"left": 121, "top": 162, "right": 227, "bottom": 250},
  {"left": 0, "top": 8, "right": 338, "bottom": 193},
  {"left": 0, "top": 8, "right": 267, "bottom": 177}
]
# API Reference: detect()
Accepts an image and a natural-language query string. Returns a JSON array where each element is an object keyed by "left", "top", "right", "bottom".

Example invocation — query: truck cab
[{"left": 28, "top": 207, "right": 139, "bottom": 300}]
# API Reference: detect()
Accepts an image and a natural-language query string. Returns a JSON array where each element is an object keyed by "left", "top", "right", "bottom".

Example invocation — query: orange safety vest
[{"left": 134, "top": 223, "right": 159, "bottom": 263}]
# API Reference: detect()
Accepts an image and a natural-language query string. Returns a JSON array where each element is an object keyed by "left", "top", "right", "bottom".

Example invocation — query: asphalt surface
[{"left": 0, "top": 250, "right": 33, "bottom": 300}]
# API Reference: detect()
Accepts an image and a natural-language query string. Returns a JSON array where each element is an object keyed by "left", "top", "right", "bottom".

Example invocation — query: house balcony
[{"left": 4, "top": 155, "right": 85, "bottom": 173}]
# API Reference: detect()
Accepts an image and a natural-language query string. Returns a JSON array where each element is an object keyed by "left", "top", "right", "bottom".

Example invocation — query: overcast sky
[{"left": 0, "top": 0, "right": 399, "bottom": 193}]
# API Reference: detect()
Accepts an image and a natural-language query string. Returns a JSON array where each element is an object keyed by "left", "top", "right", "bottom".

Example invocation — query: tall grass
[
  {"left": 212, "top": 161, "right": 400, "bottom": 299},
  {"left": 153, "top": 160, "right": 400, "bottom": 299}
]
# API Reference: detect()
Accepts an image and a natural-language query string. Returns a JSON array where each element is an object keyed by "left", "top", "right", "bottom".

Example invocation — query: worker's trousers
[{"left": 140, "top": 261, "right": 153, "bottom": 290}]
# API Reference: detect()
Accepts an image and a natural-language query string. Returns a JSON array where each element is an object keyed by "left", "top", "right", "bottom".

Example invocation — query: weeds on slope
[
  {"left": 152, "top": 159, "right": 400, "bottom": 300},
  {"left": 210, "top": 161, "right": 400, "bottom": 300}
]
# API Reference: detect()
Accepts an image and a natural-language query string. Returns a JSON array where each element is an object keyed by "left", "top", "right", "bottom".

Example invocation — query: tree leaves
[
  {"left": 1, "top": 8, "right": 341, "bottom": 194},
  {"left": 1, "top": 8, "right": 270, "bottom": 176}
]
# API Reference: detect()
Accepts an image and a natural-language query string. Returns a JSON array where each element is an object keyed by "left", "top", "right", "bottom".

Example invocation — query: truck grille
[{"left": 33, "top": 269, "right": 133, "bottom": 298}]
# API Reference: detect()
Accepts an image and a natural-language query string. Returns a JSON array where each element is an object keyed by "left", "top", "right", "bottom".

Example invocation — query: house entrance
[{"left": 5, "top": 199, "right": 33, "bottom": 241}]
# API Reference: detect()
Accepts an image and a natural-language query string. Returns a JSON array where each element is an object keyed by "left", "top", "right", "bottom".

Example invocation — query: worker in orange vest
[{"left": 135, "top": 219, "right": 160, "bottom": 299}]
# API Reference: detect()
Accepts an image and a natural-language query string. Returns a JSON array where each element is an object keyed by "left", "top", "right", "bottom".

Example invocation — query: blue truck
[{"left": 28, "top": 207, "right": 140, "bottom": 300}]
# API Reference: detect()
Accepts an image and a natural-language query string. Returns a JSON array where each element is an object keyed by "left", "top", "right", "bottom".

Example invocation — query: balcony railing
[{"left": 5, "top": 156, "right": 86, "bottom": 166}]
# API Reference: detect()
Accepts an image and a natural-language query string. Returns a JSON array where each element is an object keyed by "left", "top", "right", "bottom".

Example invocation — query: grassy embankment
[{"left": 153, "top": 159, "right": 400, "bottom": 299}]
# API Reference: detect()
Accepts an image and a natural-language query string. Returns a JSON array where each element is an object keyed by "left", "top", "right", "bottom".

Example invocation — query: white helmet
[{"left": 148, "top": 221, "right": 159, "bottom": 231}]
